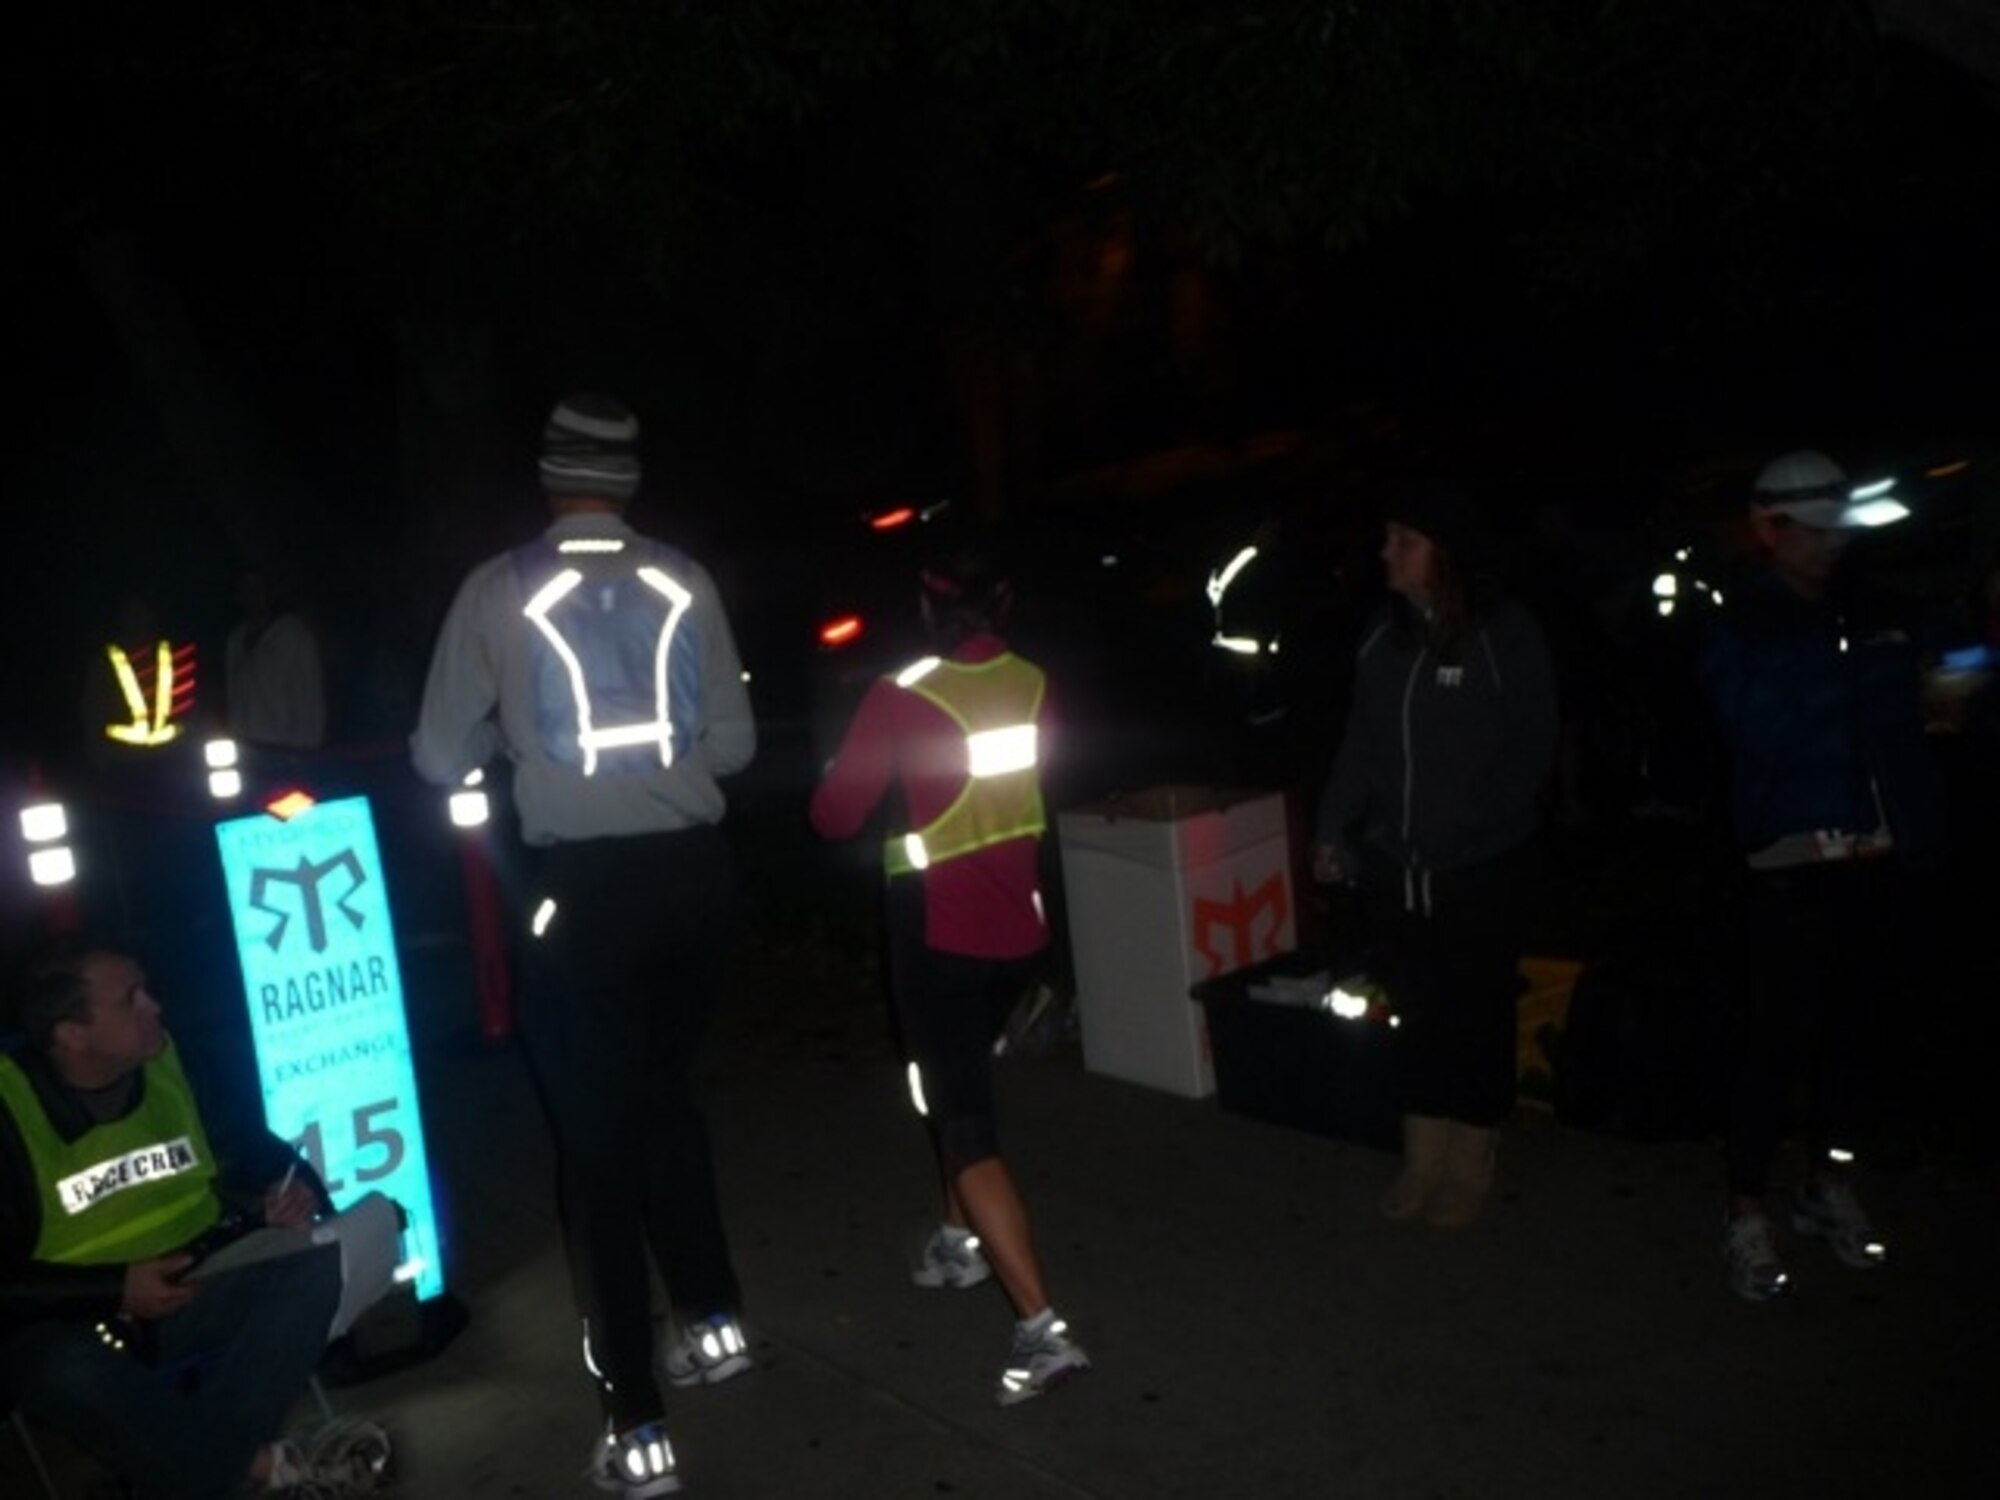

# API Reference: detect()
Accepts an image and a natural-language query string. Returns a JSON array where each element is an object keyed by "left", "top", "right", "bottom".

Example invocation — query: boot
[
  {"left": 1425, "top": 1122, "right": 1498, "bottom": 1231},
  {"left": 1379, "top": 1115, "right": 1450, "bottom": 1221}
]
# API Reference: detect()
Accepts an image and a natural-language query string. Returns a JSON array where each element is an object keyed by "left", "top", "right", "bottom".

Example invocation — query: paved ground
[
  {"left": 21, "top": 961, "right": 1995, "bottom": 1499},
  {"left": 7, "top": 799, "right": 1995, "bottom": 1499}
]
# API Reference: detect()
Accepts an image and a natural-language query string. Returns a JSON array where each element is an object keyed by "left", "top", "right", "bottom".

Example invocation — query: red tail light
[
  {"left": 819, "top": 615, "right": 864, "bottom": 648},
  {"left": 869, "top": 507, "right": 915, "bottom": 531}
]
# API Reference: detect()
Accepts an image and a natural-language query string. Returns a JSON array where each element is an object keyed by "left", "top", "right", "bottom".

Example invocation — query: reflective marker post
[
  {"left": 458, "top": 838, "right": 514, "bottom": 1043},
  {"left": 447, "top": 771, "right": 513, "bottom": 1044},
  {"left": 19, "top": 763, "right": 82, "bottom": 937},
  {"left": 214, "top": 792, "right": 449, "bottom": 1312}
]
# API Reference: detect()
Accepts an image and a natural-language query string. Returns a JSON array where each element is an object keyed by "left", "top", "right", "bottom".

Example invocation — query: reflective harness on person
[
  {"left": 512, "top": 535, "right": 706, "bottom": 776},
  {"left": 881, "top": 652, "right": 1046, "bottom": 877},
  {"left": 0, "top": 1040, "right": 220, "bottom": 1265},
  {"left": 102, "top": 639, "right": 198, "bottom": 748}
]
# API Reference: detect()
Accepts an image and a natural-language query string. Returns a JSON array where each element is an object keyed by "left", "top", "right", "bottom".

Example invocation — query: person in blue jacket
[
  {"left": 1701, "top": 449, "right": 1937, "bottom": 1302},
  {"left": 1312, "top": 472, "right": 1558, "bottom": 1231}
]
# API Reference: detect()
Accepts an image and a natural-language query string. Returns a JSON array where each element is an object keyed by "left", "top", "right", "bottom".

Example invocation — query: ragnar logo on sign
[
  {"left": 57, "top": 1137, "right": 200, "bottom": 1215},
  {"left": 249, "top": 850, "right": 368, "bottom": 953}
]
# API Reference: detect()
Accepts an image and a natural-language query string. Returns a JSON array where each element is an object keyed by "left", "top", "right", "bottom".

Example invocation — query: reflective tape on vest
[
  {"left": 966, "top": 724, "right": 1037, "bottom": 778},
  {"left": 522, "top": 564, "right": 695, "bottom": 775}
]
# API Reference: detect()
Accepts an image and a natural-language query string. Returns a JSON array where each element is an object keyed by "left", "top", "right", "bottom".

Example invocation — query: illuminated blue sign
[{"left": 215, "top": 795, "right": 444, "bottom": 1302}]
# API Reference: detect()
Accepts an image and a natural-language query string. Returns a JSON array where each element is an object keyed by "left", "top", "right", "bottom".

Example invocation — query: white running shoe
[
  {"left": 660, "top": 1312, "right": 754, "bottom": 1387},
  {"left": 586, "top": 1420, "right": 682, "bottom": 1498},
  {"left": 1723, "top": 1210, "right": 1792, "bottom": 1302},
  {"left": 995, "top": 1312, "right": 1091, "bottom": 1406},
  {"left": 1791, "top": 1178, "right": 1888, "bottom": 1270},
  {"left": 912, "top": 1227, "right": 993, "bottom": 1290}
]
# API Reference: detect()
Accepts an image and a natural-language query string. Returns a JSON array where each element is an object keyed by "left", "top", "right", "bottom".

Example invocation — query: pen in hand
[{"left": 268, "top": 1159, "right": 301, "bottom": 1226}]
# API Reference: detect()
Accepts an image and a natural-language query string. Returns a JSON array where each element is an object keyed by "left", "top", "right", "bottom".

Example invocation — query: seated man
[{"left": 0, "top": 940, "right": 390, "bottom": 1497}]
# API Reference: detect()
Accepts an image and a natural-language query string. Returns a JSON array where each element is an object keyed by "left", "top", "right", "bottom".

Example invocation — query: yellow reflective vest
[
  {"left": 0, "top": 1041, "right": 221, "bottom": 1265},
  {"left": 882, "top": 652, "right": 1047, "bottom": 877},
  {"left": 101, "top": 638, "right": 197, "bottom": 747}
]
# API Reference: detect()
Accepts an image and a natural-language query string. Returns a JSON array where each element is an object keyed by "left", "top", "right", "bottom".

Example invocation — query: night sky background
[{"left": 5, "top": 2, "right": 1999, "bottom": 768}]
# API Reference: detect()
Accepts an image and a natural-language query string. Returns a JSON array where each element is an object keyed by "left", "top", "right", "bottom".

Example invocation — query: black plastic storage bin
[{"left": 1192, "top": 949, "right": 1400, "bottom": 1151}]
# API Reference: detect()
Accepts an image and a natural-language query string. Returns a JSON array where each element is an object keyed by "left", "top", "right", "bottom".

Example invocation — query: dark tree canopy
[
  {"left": 7, "top": 3, "right": 1916, "bottom": 303},
  {"left": 6, "top": 1, "right": 1995, "bottom": 488}
]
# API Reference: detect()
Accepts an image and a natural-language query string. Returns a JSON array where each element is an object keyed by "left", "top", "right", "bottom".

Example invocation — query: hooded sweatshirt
[{"left": 1315, "top": 597, "right": 1557, "bottom": 880}]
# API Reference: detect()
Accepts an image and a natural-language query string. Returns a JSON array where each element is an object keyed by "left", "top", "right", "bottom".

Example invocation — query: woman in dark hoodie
[{"left": 1312, "top": 474, "right": 1558, "bottom": 1229}]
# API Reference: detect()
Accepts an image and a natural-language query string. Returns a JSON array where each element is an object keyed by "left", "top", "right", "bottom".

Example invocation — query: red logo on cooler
[{"left": 1191, "top": 874, "right": 1291, "bottom": 978}]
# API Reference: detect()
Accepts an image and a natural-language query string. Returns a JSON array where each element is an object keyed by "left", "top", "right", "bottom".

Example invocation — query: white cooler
[{"left": 1057, "top": 785, "right": 1297, "bottom": 1098}]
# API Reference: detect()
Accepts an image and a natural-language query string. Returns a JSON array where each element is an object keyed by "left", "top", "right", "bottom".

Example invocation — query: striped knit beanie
[{"left": 539, "top": 394, "right": 641, "bottom": 501}]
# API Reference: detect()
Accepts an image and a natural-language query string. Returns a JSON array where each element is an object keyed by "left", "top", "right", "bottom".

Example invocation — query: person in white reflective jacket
[{"left": 410, "top": 394, "right": 756, "bottom": 1499}]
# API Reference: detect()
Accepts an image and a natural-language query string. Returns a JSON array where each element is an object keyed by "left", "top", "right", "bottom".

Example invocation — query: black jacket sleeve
[{"left": 0, "top": 1103, "right": 128, "bottom": 1345}]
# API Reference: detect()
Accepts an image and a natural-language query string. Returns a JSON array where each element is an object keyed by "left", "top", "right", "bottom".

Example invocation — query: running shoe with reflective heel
[
  {"left": 995, "top": 1311, "right": 1090, "bottom": 1406},
  {"left": 661, "top": 1312, "right": 754, "bottom": 1387},
  {"left": 587, "top": 1420, "right": 682, "bottom": 1498},
  {"left": 1723, "top": 1210, "right": 1791, "bottom": 1302},
  {"left": 912, "top": 1227, "right": 993, "bottom": 1290},
  {"left": 1790, "top": 1178, "right": 1888, "bottom": 1270}
]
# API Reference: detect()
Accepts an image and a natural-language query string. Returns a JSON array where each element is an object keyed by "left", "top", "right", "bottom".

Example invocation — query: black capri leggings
[{"left": 885, "top": 877, "right": 1041, "bottom": 1171}]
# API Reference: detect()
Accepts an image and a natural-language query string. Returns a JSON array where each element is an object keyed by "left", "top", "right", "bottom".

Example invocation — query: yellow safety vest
[
  {"left": 0, "top": 1041, "right": 221, "bottom": 1265},
  {"left": 103, "top": 639, "right": 196, "bottom": 747},
  {"left": 882, "top": 652, "right": 1046, "bottom": 877}
]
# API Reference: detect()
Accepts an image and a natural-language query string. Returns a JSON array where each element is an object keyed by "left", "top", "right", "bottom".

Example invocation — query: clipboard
[{"left": 187, "top": 1192, "right": 406, "bottom": 1339}]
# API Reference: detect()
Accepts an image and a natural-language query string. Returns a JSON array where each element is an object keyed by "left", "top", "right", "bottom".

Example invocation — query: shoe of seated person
[
  {"left": 258, "top": 1438, "right": 335, "bottom": 1497},
  {"left": 660, "top": 1312, "right": 754, "bottom": 1387},
  {"left": 318, "top": 1419, "right": 392, "bottom": 1495},
  {"left": 586, "top": 1419, "right": 682, "bottom": 1498},
  {"left": 260, "top": 1420, "right": 392, "bottom": 1497}
]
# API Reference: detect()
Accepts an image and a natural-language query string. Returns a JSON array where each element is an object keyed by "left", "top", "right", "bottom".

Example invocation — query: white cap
[{"left": 1751, "top": 449, "right": 1871, "bottom": 529}]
